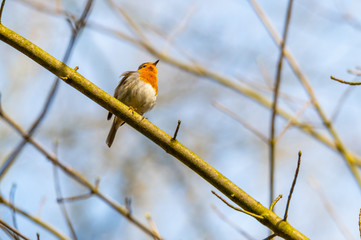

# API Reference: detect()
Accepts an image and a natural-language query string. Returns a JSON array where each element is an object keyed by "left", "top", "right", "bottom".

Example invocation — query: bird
[{"left": 106, "top": 60, "right": 159, "bottom": 147}]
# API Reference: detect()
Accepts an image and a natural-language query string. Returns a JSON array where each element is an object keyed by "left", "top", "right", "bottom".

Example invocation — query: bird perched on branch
[{"left": 106, "top": 60, "right": 159, "bottom": 147}]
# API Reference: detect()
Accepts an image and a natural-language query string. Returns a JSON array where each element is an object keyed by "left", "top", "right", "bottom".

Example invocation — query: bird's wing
[
  {"left": 114, "top": 71, "right": 138, "bottom": 96},
  {"left": 107, "top": 71, "right": 139, "bottom": 120}
]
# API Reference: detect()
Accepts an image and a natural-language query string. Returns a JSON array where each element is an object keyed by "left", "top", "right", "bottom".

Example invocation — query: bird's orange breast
[{"left": 138, "top": 69, "right": 158, "bottom": 95}]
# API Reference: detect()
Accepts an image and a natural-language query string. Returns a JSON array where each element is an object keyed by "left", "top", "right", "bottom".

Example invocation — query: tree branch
[
  {"left": 0, "top": 24, "right": 309, "bottom": 239},
  {"left": 270, "top": 0, "right": 294, "bottom": 204}
]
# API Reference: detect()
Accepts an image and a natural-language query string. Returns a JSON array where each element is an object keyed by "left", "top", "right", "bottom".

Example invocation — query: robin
[{"left": 106, "top": 60, "right": 159, "bottom": 147}]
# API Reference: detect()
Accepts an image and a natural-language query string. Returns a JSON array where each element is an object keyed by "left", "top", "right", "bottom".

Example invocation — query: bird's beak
[{"left": 154, "top": 60, "right": 159, "bottom": 66}]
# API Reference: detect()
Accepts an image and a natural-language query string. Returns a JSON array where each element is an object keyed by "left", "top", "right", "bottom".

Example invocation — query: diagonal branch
[
  {"left": 0, "top": 218, "right": 30, "bottom": 240},
  {"left": 0, "top": 24, "right": 309, "bottom": 240},
  {"left": 0, "top": 194, "right": 71, "bottom": 240}
]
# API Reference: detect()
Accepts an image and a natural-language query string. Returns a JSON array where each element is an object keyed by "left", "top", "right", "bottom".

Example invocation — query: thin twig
[
  {"left": 331, "top": 86, "right": 354, "bottom": 122},
  {"left": 211, "top": 191, "right": 264, "bottom": 219},
  {"left": 0, "top": 0, "right": 94, "bottom": 180},
  {"left": 53, "top": 142, "right": 78, "bottom": 240},
  {"left": 263, "top": 233, "right": 277, "bottom": 240},
  {"left": 0, "top": 223, "right": 16, "bottom": 240},
  {"left": 330, "top": 76, "right": 361, "bottom": 85},
  {"left": 269, "top": 194, "right": 282, "bottom": 212},
  {"left": 57, "top": 192, "right": 94, "bottom": 203},
  {"left": 106, "top": 0, "right": 147, "bottom": 42},
  {"left": 171, "top": 120, "right": 181, "bottom": 140},
  {"left": 270, "top": 0, "right": 294, "bottom": 205},
  {"left": 9, "top": 184, "right": 18, "bottom": 231},
  {"left": 125, "top": 197, "right": 132, "bottom": 216},
  {"left": 284, "top": 151, "right": 301, "bottom": 221},
  {"left": 308, "top": 176, "right": 354, "bottom": 240},
  {"left": 15, "top": 0, "right": 69, "bottom": 17},
  {"left": 348, "top": 69, "right": 361, "bottom": 76},
  {"left": 276, "top": 101, "right": 311, "bottom": 142},
  {"left": 0, "top": 218, "right": 30, "bottom": 240},
  {"left": 160, "top": 4, "right": 197, "bottom": 54},
  {"left": 0, "top": 0, "right": 5, "bottom": 24},
  {"left": 57, "top": 178, "right": 98, "bottom": 203},
  {"left": 211, "top": 205, "right": 256, "bottom": 240},
  {"left": 145, "top": 213, "right": 161, "bottom": 240},
  {"left": 213, "top": 102, "right": 268, "bottom": 143}
]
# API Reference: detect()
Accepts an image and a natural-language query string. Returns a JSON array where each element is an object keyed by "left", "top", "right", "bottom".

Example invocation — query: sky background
[{"left": 1, "top": 0, "right": 361, "bottom": 239}]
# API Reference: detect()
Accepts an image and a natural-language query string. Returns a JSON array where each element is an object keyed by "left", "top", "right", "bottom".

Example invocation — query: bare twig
[
  {"left": 211, "top": 191, "right": 264, "bottom": 220},
  {"left": 0, "top": 0, "right": 6, "bottom": 24},
  {"left": 0, "top": 224, "right": 15, "bottom": 240},
  {"left": 53, "top": 142, "right": 78, "bottom": 240},
  {"left": 9, "top": 184, "right": 18, "bottom": 231},
  {"left": 331, "top": 86, "right": 354, "bottom": 122},
  {"left": 57, "top": 178, "right": 98, "bottom": 203},
  {"left": 348, "top": 69, "right": 361, "bottom": 76},
  {"left": 145, "top": 213, "right": 161, "bottom": 240},
  {"left": 0, "top": 0, "right": 94, "bottom": 180},
  {"left": 213, "top": 102, "right": 268, "bottom": 143},
  {"left": 57, "top": 192, "right": 94, "bottom": 203},
  {"left": 263, "top": 233, "right": 277, "bottom": 240},
  {"left": 269, "top": 0, "right": 294, "bottom": 205},
  {"left": 172, "top": 120, "right": 181, "bottom": 140},
  {"left": 0, "top": 218, "right": 30, "bottom": 240},
  {"left": 125, "top": 197, "right": 132, "bottom": 216},
  {"left": 212, "top": 205, "right": 256, "bottom": 240},
  {"left": 106, "top": 0, "right": 147, "bottom": 42},
  {"left": 276, "top": 101, "right": 311, "bottom": 142},
  {"left": 15, "top": 0, "right": 69, "bottom": 17},
  {"left": 330, "top": 76, "right": 361, "bottom": 85},
  {"left": 308, "top": 176, "right": 354, "bottom": 240},
  {"left": 284, "top": 151, "right": 301, "bottom": 221},
  {"left": 269, "top": 194, "right": 282, "bottom": 212},
  {"left": 160, "top": 4, "right": 197, "bottom": 54}
]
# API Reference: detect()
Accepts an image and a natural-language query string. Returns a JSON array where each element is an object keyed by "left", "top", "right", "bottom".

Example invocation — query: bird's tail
[{"left": 106, "top": 118, "right": 124, "bottom": 147}]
